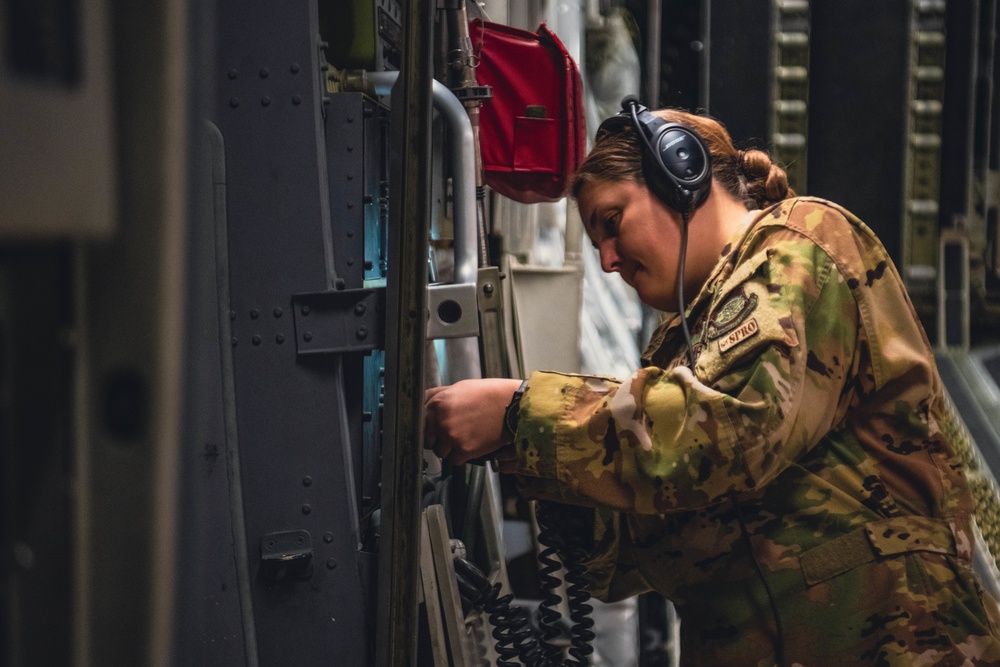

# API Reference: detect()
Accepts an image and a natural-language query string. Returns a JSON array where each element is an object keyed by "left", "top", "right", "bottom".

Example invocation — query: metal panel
[
  {"left": 808, "top": 0, "right": 910, "bottom": 263},
  {"left": 940, "top": 0, "right": 980, "bottom": 234},
  {"left": 213, "top": 0, "right": 370, "bottom": 664},
  {"left": 704, "top": 0, "right": 773, "bottom": 148}
]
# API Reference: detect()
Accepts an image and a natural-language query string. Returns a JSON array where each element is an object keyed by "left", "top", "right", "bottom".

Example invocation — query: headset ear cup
[
  {"left": 650, "top": 126, "right": 712, "bottom": 214},
  {"left": 641, "top": 148, "right": 685, "bottom": 211}
]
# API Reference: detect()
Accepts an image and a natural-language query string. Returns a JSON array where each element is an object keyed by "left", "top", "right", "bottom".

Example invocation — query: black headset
[{"left": 598, "top": 95, "right": 712, "bottom": 214}]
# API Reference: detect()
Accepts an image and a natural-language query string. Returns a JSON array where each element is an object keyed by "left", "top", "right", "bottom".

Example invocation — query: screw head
[{"left": 356, "top": 327, "right": 368, "bottom": 340}]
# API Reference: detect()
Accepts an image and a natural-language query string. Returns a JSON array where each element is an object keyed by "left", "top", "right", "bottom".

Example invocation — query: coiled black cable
[
  {"left": 561, "top": 545, "right": 596, "bottom": 666},
  {"left": 454, "top": 557, "right": 552, "bottom": 667},
  {"left": 453, "top": 501, "right": 598, "bottom": 667},
  {"left": 483, "top": 583, "right": 549, "bottom": 667},
  {"left": 535, "top": 502, "right": 596, "bottom": 666},
  {"left": 533, "top": 537, "right": 566, "bottom": 664}
]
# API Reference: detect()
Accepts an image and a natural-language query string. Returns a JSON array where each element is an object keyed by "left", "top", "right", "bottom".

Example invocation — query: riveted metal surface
[{"left": 213, "top": 1, "right": 371, "bottom": 664}]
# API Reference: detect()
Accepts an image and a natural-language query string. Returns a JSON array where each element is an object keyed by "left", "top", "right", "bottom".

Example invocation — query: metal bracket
[
  {"left": 476, "top": 266, "right": 509, "bottom": 379},
  {"left": 260, "top": 530, "right": 314, "bottom": 582},
  {"left": 427, "top": 282, "right": 479, "bottom": 340},
  {"left": 292, "top": 288, "right": 386, "bottom": 355},
  {"left": 292, "top": 282, "right": 478, "bottom": 356}
]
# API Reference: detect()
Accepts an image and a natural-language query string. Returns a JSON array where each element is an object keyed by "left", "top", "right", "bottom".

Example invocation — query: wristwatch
[{"left": 502, "top": 379, "right": 529, "bottom": 444}]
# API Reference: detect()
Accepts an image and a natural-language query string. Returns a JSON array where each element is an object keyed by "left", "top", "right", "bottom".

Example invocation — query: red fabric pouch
[{"left": 469, "top": 19, "right": 587, "bottom": 203}]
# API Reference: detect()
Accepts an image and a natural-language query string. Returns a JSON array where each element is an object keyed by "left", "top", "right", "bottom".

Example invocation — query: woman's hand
[{"left": 423, "top": 378, "right": 524, "bottom": 465}]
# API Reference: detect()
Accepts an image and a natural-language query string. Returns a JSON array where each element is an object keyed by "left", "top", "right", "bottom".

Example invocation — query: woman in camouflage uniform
[{"left": 424, "top": 108, "right": 1000, "bottom": 666}]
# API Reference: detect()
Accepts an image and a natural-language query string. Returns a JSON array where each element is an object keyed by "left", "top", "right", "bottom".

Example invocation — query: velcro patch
[{"left": 718, "top": 317, "right": 759, "bottom": 353}]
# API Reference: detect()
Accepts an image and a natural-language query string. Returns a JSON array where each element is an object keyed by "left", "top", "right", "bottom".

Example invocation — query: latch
[{"left": 260, "top": 530, "right": 314, "bottom": 582}]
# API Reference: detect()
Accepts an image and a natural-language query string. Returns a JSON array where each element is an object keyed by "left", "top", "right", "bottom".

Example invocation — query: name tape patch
[{"left": 718, "top": 317, "right": 759, "bottom": 353}]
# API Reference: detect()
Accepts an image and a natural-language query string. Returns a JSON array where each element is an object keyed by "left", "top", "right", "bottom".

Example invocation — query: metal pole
[
  {"left": 376, "top": 0, "right": 434, "bottom": 664},
  {"left": 646, "top": 0, "right": 663, "bottom": 107}
]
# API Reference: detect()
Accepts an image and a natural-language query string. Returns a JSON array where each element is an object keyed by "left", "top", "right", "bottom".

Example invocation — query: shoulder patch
[{"left": 706, "top": 287, "right": 758, "bottom": 343}]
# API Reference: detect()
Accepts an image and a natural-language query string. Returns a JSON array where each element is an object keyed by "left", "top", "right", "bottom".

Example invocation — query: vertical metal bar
[
  {"left": 376, "top": 0, "right": 434, "bottom": 664},
  {"left": 646, "top": 0, "right": 663, "bottom": 106}
]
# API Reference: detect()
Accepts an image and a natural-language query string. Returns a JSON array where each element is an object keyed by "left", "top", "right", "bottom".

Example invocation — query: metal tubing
[{"left": 368, "top": 72, "right": 478, "bottom": 286}]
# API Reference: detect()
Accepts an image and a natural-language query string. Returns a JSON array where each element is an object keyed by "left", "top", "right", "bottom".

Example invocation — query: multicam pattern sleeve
[{"left": 508, "top": 201, "right": 855, "bottom": 515}]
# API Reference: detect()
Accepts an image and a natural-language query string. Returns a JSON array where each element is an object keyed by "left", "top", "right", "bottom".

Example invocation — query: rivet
[
  {"left": 303, "top": 331, "right": 313, "bottom": 342},
  {"left": 252, "top": 335, "right": 262, "bottom": 346},
  {"left": 273, "top": 308, "right": 283, "bottom": 318},
  {"left": 346, "top": 258, "right": 354, "bottom": 266},
  {"left": 231, "top": 337, "right": 238, "bottom": 347},
  {"left": 303, "top": 476, "right": 312, "bottom": 487},
  {"left": 301, "top": 305, "right": 311, "bottom": 316},
  {"left": 292, "top": 94, "right": 302, "bottom": 105},
  {"left": 326, "top": 558, "right": 337, "bottom": 570},
  {"left": 324, "top": 532, "right": 334, "bottom": 543},
  {"left": 261, "top": 96, "right": 271, "bottom": 107},
  {"left": 275, "top": 334, "right": 285, "bottom": 344},
  {"left": 230, "top": 97, "right": 240, "bottom": 108},
  {"left": 346, "top": 116, "right": 354, "bottom": 123},
  {"left": 346, "top": 231, "right": 354, "bottom": 238},
  {"left": 354, "top": 302, "right": 366, "bottom": 315},
  {"left": 347, "top": 202, "right": 354, "bottom": 209},
  {"left": 259, "top": 67, "right": 269, "bottom": 78},
  {"left": 230, "top": 310, "right": 236, "bottom": 320},
  {"left": 356, "top": 327, "right": 368, "bottom": 340},
  {"left": 228, "top": 69, "right": 238, "bottom": 80},
  {"left": 250, "top": 309, "right": 259, "bottom": 319},
  {"left": 347, "top": 173, "right": 354, "bottom": 180},
  {"left": 347, "top": 145, "right": 354, "bottom": 152},
  {"left": 302, "top": 504, "right": 312, "bottom": 515},
  {"left": 290, "top": 63, "right": 300, "bottom": 74}
]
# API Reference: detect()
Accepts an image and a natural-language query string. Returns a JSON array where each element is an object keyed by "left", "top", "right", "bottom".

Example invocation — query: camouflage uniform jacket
[{"left": 507, "top": 197, "right": 1000, "bottom": 666}]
